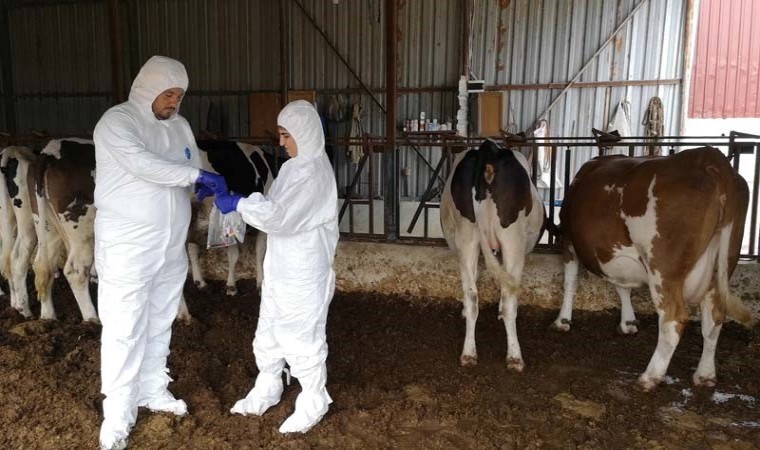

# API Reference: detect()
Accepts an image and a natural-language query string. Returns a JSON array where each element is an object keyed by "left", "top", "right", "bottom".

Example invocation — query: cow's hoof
[
  {"left": 194, "top": 280, "right": 207, "bottom": 289},
  {"left": 176, "top": 313, "right": 194, "bottom": 325},
  {"left": 692, "top": 373, "right": 716, "bottom": 388},
  {"left": 636, "top": 374, "right": 660, "bottom": 392},
  {"left": 618, "top": 322, "right": 639, "bottom": 335},
  {"left": 506, "top": 357, "right": 524, "bottom": 372},
  {"left": 225, "top": 285, "right": 238, "bottom": 296},
  {"left": 16, "top": 307, "right": 33, "bottom": 319},
  {"left": 550, "top": 319, "right": 571, "bottom": 332},
  {"left": 460, "top": 354, "right": 478, "bottom": 366}
]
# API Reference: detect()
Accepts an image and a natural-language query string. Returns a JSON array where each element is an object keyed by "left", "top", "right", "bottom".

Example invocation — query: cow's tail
[
  {"left": 709, "top": 161, "right": 755, "bottom": 328},
  {"left": 478, "top": 237, "right": 520, "bottom": 295},
  {"left": 716, "top": 224, "right": 755, "bottom": 327},
  {"left": 32, "top": 153, "right": 57, "bottom": 294}
]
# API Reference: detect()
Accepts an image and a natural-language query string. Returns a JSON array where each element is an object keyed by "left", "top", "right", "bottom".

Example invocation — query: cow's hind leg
[
  {"left": 458, "top": 234, "right": 480, "bottom": 366},
  {"left": 34, "top": 235, "right": 63, "bottom": 320},
  {"left": 176, "top": 294, "right": 193, "bottom": 323},
  {"left": 616, "top": 286, "right": 639, "bottom": 334},
  {"left": 496, "top": 235, "right": 527, "bottom": 372},
  {"left": 552, "top": 244, "right": 578, "bottom": 331},
  {"left": 225, "top": 243, "right": 239, "bottom": 296},
  {"left": 693, "top": 289, "right": 721, "bottom": 387},
  {"left": 9, "top": 232, "right": 34, "bottom": 318},
  {"left": 638, "top": 282, "right": 687, "bottom": 391},
  {"left": 254, "top": 231, "right": 267, "bottom": 294},
  {"left": 63, "top": 249, "right": 99, "bottom": 322},
  {"left": 187, "top": 242, "right": 207, "bottom": 289}
]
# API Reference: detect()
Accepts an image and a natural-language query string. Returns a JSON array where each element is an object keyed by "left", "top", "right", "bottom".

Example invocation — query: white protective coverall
[
  {"left": 230, "top": 100, "right": 339, "bottom": 433},
  {"left": 93, "top": 56, "right": 201, "bottom": 448}
]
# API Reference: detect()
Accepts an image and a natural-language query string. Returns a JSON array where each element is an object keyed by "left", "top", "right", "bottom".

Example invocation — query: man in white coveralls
[{"left": 93, "top": 55, "right": 227, "bottom": 450}]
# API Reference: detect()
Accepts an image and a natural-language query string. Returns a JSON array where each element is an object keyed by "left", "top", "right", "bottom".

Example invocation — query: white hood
[
  {"left": 128, "top": 55, "right": 189, "bottom": 118},
  {"left": 277, "top": 100, "right": 325, "bottom": 160}
]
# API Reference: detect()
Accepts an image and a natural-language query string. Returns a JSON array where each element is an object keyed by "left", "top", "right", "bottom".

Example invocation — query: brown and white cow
[
  {"left": 553, "top": 146, "right": 754, "bottom": 390},
  {"left": 32, "top": 138, "right": 99, "bottom": 321},
  {"left": 1, "top": 146, "right": 38, "bottom": 318},
  {"left": 441, "top": 139, "right": 545, "bottom": 370},
  {"left": 188, "top": 140, "right": 279, "bottom": 296}
]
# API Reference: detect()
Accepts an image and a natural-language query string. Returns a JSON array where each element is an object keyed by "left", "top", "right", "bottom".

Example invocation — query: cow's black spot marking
[
  {"left": 2, "top": 158, "right": 21, "bottom": 199},
  {"left": 450, "top": 139, "right": 533, "bottom": 228},
  {"left": 198, "top": 140, "right": 261, "bottom": 196}
]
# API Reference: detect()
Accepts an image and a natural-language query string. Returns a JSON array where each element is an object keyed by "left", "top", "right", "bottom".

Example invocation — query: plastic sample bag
[{"left": 207, "top": 205, "right": 247, "bottom": 249}]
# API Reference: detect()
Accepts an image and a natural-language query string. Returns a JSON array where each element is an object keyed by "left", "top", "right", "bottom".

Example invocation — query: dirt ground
[{"left": 0, "top": 278, "right": 758, "bottom": 450}]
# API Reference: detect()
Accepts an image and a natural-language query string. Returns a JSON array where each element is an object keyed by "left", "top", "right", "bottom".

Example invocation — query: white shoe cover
[
  {"left": 230, "top": 372, "right": 283, "bottom": 416},
  {"left": 278, "top": 390, "right": 331, "bottom": 434},
  {"left": 99, "top": 420, "right": 129, "bottom": 450},
  {"left": 99, "top": 437, "right": 127, "bottom": 450},
  {"left": 138, "top": 390, "right": 188, "bottom": 416},
  {"left": 279, "top": 410, "right": 319, "bottom": 434}
]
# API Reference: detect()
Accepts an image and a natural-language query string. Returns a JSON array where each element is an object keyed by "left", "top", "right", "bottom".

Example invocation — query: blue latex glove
[
  {"left": 197, "top": 169, "right": 229, "bottom": 196},
  {"left": 194, "top": 182, "right": 214, "bottom": 201},
  {"left": 215, "top": 193, "right": 242, "bottom": 214}
]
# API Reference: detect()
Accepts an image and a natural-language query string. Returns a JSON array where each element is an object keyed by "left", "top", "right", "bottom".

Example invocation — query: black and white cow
[
  {"left": 188, "top": 140, "right": 281, "bottom": 296},
  {"left": 0, "top": 147, "right": 16, "bottom": 298},
  {"left": 32, "top": 138, "right": 99, "bottom": 321},
  {"left": 0, "top": 146, "right": 38, "bottom": 318},
  {"left": 440, "top": 139, "right": 545, "bottom": 371},
  {"left": 1, "top": 138, "right": 280, "bottom": 322}
]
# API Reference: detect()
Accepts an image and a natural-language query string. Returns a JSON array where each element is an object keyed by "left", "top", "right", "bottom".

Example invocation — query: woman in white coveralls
[
  {"left": 93, "top": 55, "right": 227, "bottom": 450},
  {"left": 214, "top": 100, "right": 339, "bottom": 433}
]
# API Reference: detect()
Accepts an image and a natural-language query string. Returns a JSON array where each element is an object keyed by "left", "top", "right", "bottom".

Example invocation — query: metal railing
[
  {"left": 2, "top": 131, "right": 758, "bottom": 259},
  {"left": 331, "top": 131, "right": 760, "bottom": 260}
]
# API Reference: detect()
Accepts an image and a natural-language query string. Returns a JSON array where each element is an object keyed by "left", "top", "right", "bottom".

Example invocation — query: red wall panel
[{"left": 689, "top": 0, "right": 760, "bottom": 118}]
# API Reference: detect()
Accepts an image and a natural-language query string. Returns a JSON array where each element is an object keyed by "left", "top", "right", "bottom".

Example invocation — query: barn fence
[
  {"left": 329, "top": 131, "right": 760, "bottom": 260},
  {"left": 1, "top": 131, "right": 758, "bottom": 259}
]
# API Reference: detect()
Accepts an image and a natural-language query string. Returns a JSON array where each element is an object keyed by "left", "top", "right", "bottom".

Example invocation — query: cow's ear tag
[
  {"left": 484, "top": 163, "right": 495, "bottom": 185},
  {"left": 184, "top": 147, "right": 191, "bottom": 159}
]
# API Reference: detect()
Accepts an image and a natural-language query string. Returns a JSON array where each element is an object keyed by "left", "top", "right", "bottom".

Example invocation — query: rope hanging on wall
[
  {"left": 347, "top": 101, "right": 364, "bottom": 164},
  {"left": 642, "top": 96, "right": 664, "bottom": 157}
]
